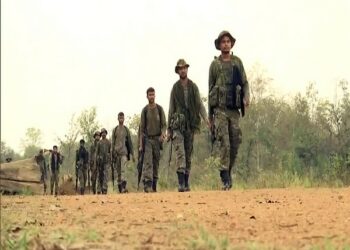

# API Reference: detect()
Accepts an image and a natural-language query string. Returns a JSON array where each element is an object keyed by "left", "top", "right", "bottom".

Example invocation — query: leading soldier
[
  {"left": 208, "top": 30, "right": 250, "bottom": 190},
  {"left": 35, "top": 149, "right": 49, "bottom": 195}
]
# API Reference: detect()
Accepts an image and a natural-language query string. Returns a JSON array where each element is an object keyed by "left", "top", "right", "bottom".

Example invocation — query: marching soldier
[{"left": 96, "top": 128, "right": 111, "bottom": 194}]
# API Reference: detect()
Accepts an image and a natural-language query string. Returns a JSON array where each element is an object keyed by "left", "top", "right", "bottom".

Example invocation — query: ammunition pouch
[{"left": 170, "top": 113, "right": 186, "bottom": 133}]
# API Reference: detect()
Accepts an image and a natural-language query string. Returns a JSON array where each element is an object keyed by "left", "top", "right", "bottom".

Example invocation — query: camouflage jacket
[
  {"left": 89, "top": 140, "right": 99, "bottom": 166},
  {"left": 168, "top": 79, "right": 202, "bottom": 132},
  {"left": 208, "top": 54, "right": 250, "bottom": 119},
  {"left": 97, "top": 138, "right": 111, "bottom": 164}
]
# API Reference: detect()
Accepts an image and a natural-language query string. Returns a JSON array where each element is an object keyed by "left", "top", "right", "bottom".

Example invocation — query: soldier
[
  {"left": 35, "top": 149, "right": 49, "bottom": 195},
  {"left": 76, "top": 139, "right": 89, "bottom": 195},
  {"left": 168, "top": 59, "right": 210, "bottom": 192},
  {"left": 49, "top": 145, "right": 63, "bottom": 195},
  {"left": 90, "top": 131, "right": 101, "bottom": 194},
  {"left": 96, "top": 128, "right": 111, "bottom": 194},
  {"left": 111, "top": 112, "right": 135, "bottom": 193},
  {"left": 208, "top": 30, "right": 250, "bottom": 190},
  {"left": 139, "top": 87, "right": 166, "bottom": 193}
]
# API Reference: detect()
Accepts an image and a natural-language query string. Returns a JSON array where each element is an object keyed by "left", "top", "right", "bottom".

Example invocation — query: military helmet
[
  {"left": 93, "top": 131, "right": 101, "bottom": 138},
  {"left": 214, "top": 30, "right": 236, "bottom": 50},
  {"left": 80, "top": 139, "right": 85, "bottom": 144},
  {"left": 175, "top": 59, "right": 190, "bottom": 73},
  {"left": 100, "top": 128, "right": 108, "bottom": 135}
]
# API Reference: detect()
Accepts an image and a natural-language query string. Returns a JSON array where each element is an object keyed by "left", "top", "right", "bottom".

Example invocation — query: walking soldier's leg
[
  {"left": 152, "top": 139, "right": 161, "bottom": 192},
  {"left": 228, "top": 113, "right": 242, "bottom": 189},
  {"left": 143, "top": 139, "right": 154, "bottom": 193},
  {"left": 212, "top": 111, "right": 230, "bottom": 190},
  {"left": 173, "top": 130, "right": 186, "bottom": 192},
  {"left": 183, "top": 130, "right": 194, "bottom": 191}
]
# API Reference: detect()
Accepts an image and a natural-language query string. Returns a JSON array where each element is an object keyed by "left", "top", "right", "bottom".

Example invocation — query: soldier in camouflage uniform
[
  {"left": 90, "top": 131, "right": 101, "bottom": 194},
  {"left": 35, "top": 149, "right": 49, "bottom": 195},
  {"left": 49, "top": 145, "right": 64, "bottom": 196},
  {"left": 208, "top": 31, "right": 250, "bottom": 190},
  {"left": 76, "top": 139, "right": 89, "bottom": 195},
  {"left": 168, "top": 59, "right": 210, "bottom": 192},
  {"left": 140, "top": 87, "right": 166, "bottom": 193},
  {"left": 111, "top": 112, "right": 135, "bottom": 193},
  {"left": 96, "top": 128, "right": 111, "bottom": 194}
]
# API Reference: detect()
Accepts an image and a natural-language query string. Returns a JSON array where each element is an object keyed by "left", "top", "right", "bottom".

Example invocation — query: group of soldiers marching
[{"left": 35, "top": 30, "right": 250, "bottom": 195}]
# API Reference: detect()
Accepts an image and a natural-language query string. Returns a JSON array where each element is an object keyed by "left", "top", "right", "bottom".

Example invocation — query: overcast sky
[{"left": 2, "top": 0, "right": 350, "bottom": 152}]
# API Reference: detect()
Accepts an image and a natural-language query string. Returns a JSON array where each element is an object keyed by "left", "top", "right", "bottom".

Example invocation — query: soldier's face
[
  {"left": 101, "top": 132, "right": 106, "bottom": 138},
  {"left": 95, "top": 135, "right": 100, "bottom": 141},
  {"left": 53, "top": 147, "right": 58, "bottom": 153},
  {"left": 178, "top": 66, "right": 188, "bottom": 79},
  {"left": 118, "top": 115, "right": 124, "bottom": 124},
  {"left": 220, "top": 36, "right": 232, "bottom": 53},
  {"left": 147, "top": 91, "right": 155, "bottom": 104}
]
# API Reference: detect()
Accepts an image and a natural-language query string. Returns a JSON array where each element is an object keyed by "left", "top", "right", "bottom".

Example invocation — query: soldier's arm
[
  {"left": 126, "top": 128, "right": 134, "bottom": 156},
  {"left": 168, "top": 87, "right": 175, "bottom": 129},
  {"left": 139, "top": 108, "right": 146, "bottom": 150},
  {"left": 238, "top": 57, "right": 250, "bottom": 104},
  {"left": 208, "top": 61, "right": 217, "bottom": 120}
]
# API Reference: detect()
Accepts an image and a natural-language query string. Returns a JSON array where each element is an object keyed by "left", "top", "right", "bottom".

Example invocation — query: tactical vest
[{"left": 209, "top": 57, "right": 243, "bottom": 111}]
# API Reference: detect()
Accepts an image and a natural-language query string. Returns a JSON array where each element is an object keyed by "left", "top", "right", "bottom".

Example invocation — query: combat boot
[
  {"left": 152, "top": 179, "right": 158, "bottom": 192},
  {"left": 177, "top": 172, "right": 185, "bottom": 192},
  {"left": 117, "top": 184, "right": 122, "bottom": 193},
  {"left": 144, "top": 180, "right": 153, "bottom": 193},
  {"left": 184, "top": 173, "right": 191, "bottom": 192},
  {"left": 80, "top": 187, "right": 84, "bottom": 195},
  {"left": 220, "top": 170, "right": 230, "bottom": 191},
  {"left": 121, "top": 180, "right": 128, "bottom": 193}
]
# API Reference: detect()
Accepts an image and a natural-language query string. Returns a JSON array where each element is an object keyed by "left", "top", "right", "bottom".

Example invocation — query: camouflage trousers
[
  {"left": 212, "top": 109, "right": 242, "bottom": 171},
  {"left": 77, "top": 165, "right": 87, "bottom": 191},
  {"left": 97, "top": 161, "right": 109, "bottom": 194},
  {"left": 113, "top": 154, "right": 128, "bottom": 185},
  {"left": 40, "top": 168, "right": 48, "bottom": 194},
  {"left": 172, "top": 129, "right": 194, "bottom": 174},
  {"left": 50, "top": 170, "right": 59, "bottom": 195},
  {"left": 142, "top": 137, "right": 161, "bottom": 183},
  {"left": 90, "top": 162, "right": 98, "bottom": 194}
]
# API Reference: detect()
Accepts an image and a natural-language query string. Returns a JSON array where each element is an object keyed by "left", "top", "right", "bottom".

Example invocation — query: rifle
[
  {"left": 111, "top": 159, "right": 115, "bottom": 189},
  {"left": 75, "top": 163, "right": 79, "bottom": 193},
  {"left": 87, "top": 165, "right": 91, "bottom": 193},
  {"left": 210, "top": 119, "right": 216, "bottom": 152},
  {"left": 137, "top": 137, "right": 145, "bottom": 191}
]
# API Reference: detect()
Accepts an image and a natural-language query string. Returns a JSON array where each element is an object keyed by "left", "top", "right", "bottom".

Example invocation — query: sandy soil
[{"left": 1, "top": 188, "right": 350, "bottom": 249}]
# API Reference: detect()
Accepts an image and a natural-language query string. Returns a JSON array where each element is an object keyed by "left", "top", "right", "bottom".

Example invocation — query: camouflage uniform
[
  {"left": 49, "top": 152, "right": 63, "bottom": 195},
  {"left": 209, "top": 31, "right": 250, "bottom": 189},
  {"left": 90, "top": 132, "right": 100, "bottom": 194},
  {"left": 96, "top": 135, "right": 111, "bottom": 194},
  {"left": 76, "top": 143, "right": 89, "bottom": 195},
  {"left": 169, "top": 59, "right": 208, "bottom": 192},
  {"left": 35, "top": 150, "right": 48, "bottom": 194},
  {"left": 140, "top": 104, "right": 166, "bottom": 192},
  {"left": 111, "top": 125, "right": 133, "bottom": 193}
]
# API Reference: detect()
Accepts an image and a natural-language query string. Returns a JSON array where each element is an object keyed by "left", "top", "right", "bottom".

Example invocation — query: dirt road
[{"left": 1, "top": 188, "right": 350, "bottom": 249}]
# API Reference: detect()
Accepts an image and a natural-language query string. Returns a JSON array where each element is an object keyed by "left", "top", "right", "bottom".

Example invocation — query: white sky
[{"left": 1, "top": 0, "right": 350, "bottom": 152}]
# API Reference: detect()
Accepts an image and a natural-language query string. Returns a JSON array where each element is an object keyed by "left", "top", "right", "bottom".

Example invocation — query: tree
[
  {"left": 21, "top": 127, "right": 42, "bottom": 158},
  {"left": 76, "top": 107, "right": 100, "bottom": 145},
  {"left": 0, "top": 141, "right": 21, "bottom": 163}
]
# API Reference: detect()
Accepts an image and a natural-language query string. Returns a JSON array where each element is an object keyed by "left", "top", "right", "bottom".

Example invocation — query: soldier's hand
[
  {"left": 206, "top": 119, "right": 211, "bottom": 130},
  {"left": 243, "top": 97, "right": 250, "bottom": 108}
]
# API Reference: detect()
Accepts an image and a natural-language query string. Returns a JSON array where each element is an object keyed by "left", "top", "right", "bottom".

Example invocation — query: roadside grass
[
  {"left": 187, "top": 226, "right": 231, "bottom": 250},
  {"left": 84, "top": 229, "right": 102, "bottom": 242}
]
